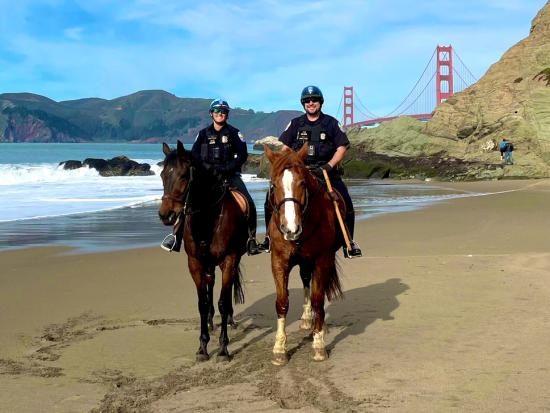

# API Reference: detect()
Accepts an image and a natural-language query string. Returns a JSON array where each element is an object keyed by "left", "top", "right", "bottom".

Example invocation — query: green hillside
[{"left": 0, "top": 90, "right": 301, "bottom": 143}]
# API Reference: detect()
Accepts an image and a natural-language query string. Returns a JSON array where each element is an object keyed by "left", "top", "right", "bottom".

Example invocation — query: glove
[
  {"left": 312, "top": 163, "right": 333, "bottom": 178},
  {"left": 328, "top": 191, "right": 339, "bottom": 202}
]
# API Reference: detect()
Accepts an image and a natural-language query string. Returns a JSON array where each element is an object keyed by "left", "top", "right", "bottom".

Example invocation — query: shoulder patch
[{"left": 238, "top": 131, "right": 245, "bottom": 142}]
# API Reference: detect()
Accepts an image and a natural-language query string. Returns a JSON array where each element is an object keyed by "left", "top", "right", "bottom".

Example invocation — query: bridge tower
[
  {"left": 436, "top": 45, "right": 454, "bottom": 104},
  {"left": 343, "top": 86, "right": 354, "bottom": 128}
]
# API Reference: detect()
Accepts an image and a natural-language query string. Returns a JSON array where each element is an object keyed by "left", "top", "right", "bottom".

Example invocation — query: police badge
[
  {"left": 320, "top": 132, "right": 326, "bottom": 140},
  {"left": 221, "top": 135, "right": 229, "bottom": 144}
]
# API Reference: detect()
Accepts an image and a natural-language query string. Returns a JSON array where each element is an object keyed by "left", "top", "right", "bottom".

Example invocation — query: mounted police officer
[
  {"left": 258, "top": 86, "right": 362, "bottom": 258},
  {"left": 161, "top": 99, "right": 260, "bottom": 255}
]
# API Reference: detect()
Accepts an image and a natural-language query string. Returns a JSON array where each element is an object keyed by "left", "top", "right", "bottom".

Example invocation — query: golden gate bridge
[{"left": 336, "top": 45, "right": 477, "bottom": 128}]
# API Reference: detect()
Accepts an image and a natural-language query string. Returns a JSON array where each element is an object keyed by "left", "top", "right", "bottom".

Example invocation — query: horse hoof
[
  {"left": 216, "top": 353, "right": 231, "bottom": 363},
  {"left": 300, "top": 319, "right": 312, "bottom": 330},
  {"left": 271, "top": 352, "right": 288, "bottom": 366},
  {"left": 196, "top": 353, "right": 210, "bottom": 362},
  {"left": 312, "top": 348, "right": 328, "bottom": 362}
]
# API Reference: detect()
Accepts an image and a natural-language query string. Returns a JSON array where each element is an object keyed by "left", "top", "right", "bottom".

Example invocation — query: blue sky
[{"left": 0, "top": 0, "right": 546, "bottom": 119}]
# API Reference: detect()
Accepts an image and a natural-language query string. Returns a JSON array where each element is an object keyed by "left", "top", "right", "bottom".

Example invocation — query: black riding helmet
[{"left": 300, "top": 86, "right": 324, "bottom": 105}]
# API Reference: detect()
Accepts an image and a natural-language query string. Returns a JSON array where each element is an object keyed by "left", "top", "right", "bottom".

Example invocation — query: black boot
[
  {"left": 343, "top": 242, "right": 362, "bottom": 259},
  {"left": 257, "top": 236, "right": 271, "bottom": 253},
  {"left": 247, "top": 238, "right": 260, "bottom": 255}
]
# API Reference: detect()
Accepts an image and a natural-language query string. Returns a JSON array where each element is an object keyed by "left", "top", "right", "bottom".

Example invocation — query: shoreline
[
  {"left": 2, "top": 178, "right": 550, "bottom": 412},
  {"left": 0, "top": 178, "right": 527, "bottom": 254}
]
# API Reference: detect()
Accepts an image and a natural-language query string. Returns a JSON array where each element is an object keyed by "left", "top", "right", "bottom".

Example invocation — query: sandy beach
[{"left": 2, "top": 179, "right": 550, "bottom": 412}]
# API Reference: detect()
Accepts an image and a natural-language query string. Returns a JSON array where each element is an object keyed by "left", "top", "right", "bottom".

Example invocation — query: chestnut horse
[
  {"left": 264, "top": 144, "right": 343, "bottom": 365},
  {"left": 158, "top": 141, "right": 247, "bottom": 362}
]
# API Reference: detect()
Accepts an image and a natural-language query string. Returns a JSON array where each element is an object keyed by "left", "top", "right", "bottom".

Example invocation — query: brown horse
[
  {"left": 264, "top": 144, "right": 343, "bottom": 365},
  {"left": 158, "top": 141, "right": 247, "bottom": 362}
]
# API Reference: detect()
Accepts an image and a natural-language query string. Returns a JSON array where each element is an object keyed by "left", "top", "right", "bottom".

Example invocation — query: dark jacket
[{"left": 191, "top": 123, "right": 248, "bottom": 175}]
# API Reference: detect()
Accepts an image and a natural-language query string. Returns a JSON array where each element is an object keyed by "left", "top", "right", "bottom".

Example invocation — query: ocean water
[{"left": 0, "top": 143, "right": 478, "bottom": 252}]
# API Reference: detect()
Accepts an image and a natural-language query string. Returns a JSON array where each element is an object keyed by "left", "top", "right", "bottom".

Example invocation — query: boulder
[
  {"left": 59, "top": 156, "right": 154, "bottom": 176},
  {"left": 59, "top": 160, "right": 82, "bottom": 170}
]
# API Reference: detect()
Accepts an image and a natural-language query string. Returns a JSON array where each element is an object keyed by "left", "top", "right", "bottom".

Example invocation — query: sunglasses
[
  {"left": 211, "top": 108, "right": 229, "bottom": 114},
  {"left": 302, "top": 98, "right": 321, "bottom": 104}
]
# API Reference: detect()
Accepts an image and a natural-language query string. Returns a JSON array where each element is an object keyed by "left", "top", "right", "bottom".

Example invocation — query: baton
[{"left": 322, "top": 169, "right": 352, "bottom": 252}]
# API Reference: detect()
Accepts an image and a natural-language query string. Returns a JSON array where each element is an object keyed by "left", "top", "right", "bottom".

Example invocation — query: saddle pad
[{"left": 230, "top": 190, "right": 249, "bottom": 216}]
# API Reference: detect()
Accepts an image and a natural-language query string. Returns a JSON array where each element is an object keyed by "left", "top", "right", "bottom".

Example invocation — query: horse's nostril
[
  {"left": 296, "top": 225, "right": 302, "bottom": 234},
  {"left": 280, "top": 224, "right": 287, "bottom": 233}
]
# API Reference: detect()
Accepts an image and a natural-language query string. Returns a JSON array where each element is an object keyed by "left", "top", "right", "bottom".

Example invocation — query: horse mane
[
  {"left": 270, "top": 149, "right": 318, "bottom": 190},
  {"left": 270, "top": 149, "right": 303, "bottom": 175}
]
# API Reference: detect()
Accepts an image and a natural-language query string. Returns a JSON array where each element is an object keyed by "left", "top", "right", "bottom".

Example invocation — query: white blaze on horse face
[{"left": 282, "top": 169, "right": 298, "bottom": 233}]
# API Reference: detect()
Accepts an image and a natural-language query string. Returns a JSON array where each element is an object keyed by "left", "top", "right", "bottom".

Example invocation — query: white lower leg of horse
[
  {"left": 312, "top": 329, "right": 325, "bottom": 349},
  {"left": 273, "top": 317, "right": 287, "bottom": 354},
  {"left": 312, "top": 329, "right": 327, "bottom": 361}
]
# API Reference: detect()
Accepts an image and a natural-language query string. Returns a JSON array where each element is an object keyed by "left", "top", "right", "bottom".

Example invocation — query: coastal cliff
[{"left": 348, "top": 1, "right": 550, "bottom": 180}]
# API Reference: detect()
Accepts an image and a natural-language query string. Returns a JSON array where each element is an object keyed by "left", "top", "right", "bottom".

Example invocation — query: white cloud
[
  {"left": 63, "top": 27, "right": 84, "bottom": 41},
  {"left": 0, "top": 0, "right": 546, "bottom": 121}
]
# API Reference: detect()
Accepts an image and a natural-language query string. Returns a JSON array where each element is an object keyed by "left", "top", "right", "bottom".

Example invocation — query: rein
[{"left": 184, "top": 181, "right": 228, "bottom": 216}]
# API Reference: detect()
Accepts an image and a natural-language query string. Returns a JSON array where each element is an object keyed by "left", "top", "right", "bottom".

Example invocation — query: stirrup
[
  {"left": 161, "top": 234, "right": 177, "bottom": 252},
  {"left": 343, "top": 242, "right": 362, "bottom": 259},
  {"left": 258, "top": 236, "right": 271, "bottom": 253}
]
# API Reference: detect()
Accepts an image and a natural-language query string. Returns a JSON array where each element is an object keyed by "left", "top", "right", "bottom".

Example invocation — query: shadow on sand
[{"left": 236, "top": 278, "right": 409, "bottom": 353}]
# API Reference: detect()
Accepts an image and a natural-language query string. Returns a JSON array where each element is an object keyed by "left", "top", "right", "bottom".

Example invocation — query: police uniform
[
  {"left": 264, "top": 112, "right": 357, "bottom": 238},
  {"left": 191, "top": 123, "right": 257, "bottom": 238}
]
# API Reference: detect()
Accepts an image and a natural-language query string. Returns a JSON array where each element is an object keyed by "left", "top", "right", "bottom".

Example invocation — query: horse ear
[
  {"left": 176, "top": 140, "right": 186, "bottom": 159},
  {"left": 162, "top": 143, "right": 171, "bottom": 156},
  {"left": 264, "top": 144, "right": 275, "bottom": 163},
  {"left": 297, "top": 142, "right": 309, "bottom": 160}
]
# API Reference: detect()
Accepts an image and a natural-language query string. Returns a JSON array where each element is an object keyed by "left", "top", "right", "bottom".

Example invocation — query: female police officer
[
  {"left": 258, "top": 86, "right": 362, "bottom": 258},
  {"left": 161, "top": 99, "right": 260, "bottom": 255}
]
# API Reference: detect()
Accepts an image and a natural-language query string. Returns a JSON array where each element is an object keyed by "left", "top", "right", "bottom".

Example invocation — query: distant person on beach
[
  {"left": 161, "top": 99, "right": 260, "bottom": 255},
  {"left": 257, "top": 85, "right": 362, "bottom": 258},
  {"left": 499, "top": 138, "right": 514, "bottom": 165}
]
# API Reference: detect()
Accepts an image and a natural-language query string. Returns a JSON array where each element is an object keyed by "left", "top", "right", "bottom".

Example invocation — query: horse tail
[
  {"left": 233, "top": 265, "right": 245, "bottom": 305},
  {"left": 325, "top": 258, "right": 343, "bottom": 302}
]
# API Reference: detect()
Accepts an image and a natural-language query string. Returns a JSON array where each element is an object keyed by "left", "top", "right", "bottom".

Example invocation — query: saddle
[{"left": 230, "top": 189, "right": 249, "bottom": 217}]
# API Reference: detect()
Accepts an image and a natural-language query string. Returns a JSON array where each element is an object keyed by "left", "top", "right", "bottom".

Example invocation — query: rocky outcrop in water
[
  {"left": 60, "top": 156, "right": 154, "bottom": 176},
  {"left": 253, "top": 136, "right": 283, "bottom": 151}
]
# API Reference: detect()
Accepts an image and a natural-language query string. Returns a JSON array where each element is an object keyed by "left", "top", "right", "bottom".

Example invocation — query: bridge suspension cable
[
  {"left": 343, "top": 45, "right": 478, "bottom": 128},
  {"left": 383, "top": 48, "right": 436, "bottom": 118}
]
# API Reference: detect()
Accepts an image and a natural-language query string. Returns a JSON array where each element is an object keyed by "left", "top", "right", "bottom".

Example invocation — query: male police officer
[
  {"left": 258, "top": 86, "right": 362, "bottom": 258},
  {"left": 161, "top": 99, "right": 260, "bottom": 255}
]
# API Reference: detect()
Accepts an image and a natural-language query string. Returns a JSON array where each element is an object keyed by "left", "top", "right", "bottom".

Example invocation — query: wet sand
[{"left": 1, "top": 179, "right": 550, "bottom": 412}]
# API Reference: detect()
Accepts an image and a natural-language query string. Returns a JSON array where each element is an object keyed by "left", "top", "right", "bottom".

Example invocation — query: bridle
[
  {"left": 269, "top": 165, "right": 311, "bottom": 220},
  {"left": 161, "top": 164, "right": 228, "bottom": 216}
]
